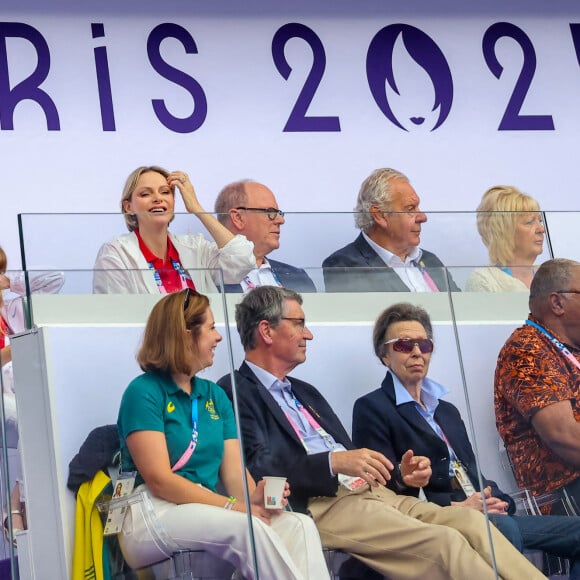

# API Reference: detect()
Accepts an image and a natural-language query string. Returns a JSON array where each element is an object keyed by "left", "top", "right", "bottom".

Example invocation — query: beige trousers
[{"left": 308, "top": 484, "right": 546, "bottom": 580}]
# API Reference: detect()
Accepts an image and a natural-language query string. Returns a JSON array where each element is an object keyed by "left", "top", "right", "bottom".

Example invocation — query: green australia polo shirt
[{"left": 118, "top": 371, "right": 237, "bottom": 492}]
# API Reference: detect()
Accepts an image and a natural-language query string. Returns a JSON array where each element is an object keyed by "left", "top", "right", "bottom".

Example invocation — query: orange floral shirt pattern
[{"left": 495, "top": 315, "right": 580, "bottom": 496}]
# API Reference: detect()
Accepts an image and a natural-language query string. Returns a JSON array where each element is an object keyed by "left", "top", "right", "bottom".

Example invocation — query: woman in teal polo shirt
[{"left": 117, "top": 289, "right": 329, "bottom": 579}]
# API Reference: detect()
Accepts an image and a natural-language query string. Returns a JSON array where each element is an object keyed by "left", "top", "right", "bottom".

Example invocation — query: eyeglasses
[
  {"left": 236, "top": 207, "right": 285, "bottom": 221},
  {"left": 384, "top": 338, "right": 434, "bottom": 354},
  {"left": 281, "top": 317, "right": 306, "bottom": 329},
  {"left": 556, "top": 290, "right": 580, "bottom": 295}
]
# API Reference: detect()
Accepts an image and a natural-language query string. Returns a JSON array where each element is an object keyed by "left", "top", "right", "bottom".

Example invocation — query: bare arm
[
  {"left": 168, "top": 171, "right": 239, "bottom": 249},
  {"left": 127, "top": 430, "right": 232, "bottom": 507},
  {"left": 531, "top": 400, "right": 580, "bottom": 466},
  {"left": 1, "top": 345, "right": 11, "bottom": 365},
  {"left": 219, "top": 438, "right": 256, "bottom": 499},
  {"left": 220, "top": 438, "right": 285, "bottom": 524}
]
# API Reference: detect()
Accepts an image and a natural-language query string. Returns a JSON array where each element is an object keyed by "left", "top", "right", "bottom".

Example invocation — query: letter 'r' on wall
[{"left": 0, "top": 22, "right": 60, "bottom": 130}]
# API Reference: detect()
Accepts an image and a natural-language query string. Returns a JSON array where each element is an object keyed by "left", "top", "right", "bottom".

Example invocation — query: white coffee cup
[{"left": 263, "top": 476, "right": 287, "bottom": 509}]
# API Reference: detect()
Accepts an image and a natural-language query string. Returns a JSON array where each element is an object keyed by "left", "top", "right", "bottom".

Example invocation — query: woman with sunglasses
[
  {"left": 117, "top": 289, "right": 329, "bottom": 579},
  {"left": 93, "top": 166, "right": 256, "bottom": 294},
  {"left": 352, "top": 302, "right": 580, "bottom": 575}
]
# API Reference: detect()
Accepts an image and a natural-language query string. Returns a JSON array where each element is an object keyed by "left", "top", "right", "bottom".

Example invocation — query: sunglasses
[
  {"left": 183, "top": 287, "right": 200, "bottom": 310},
  {"left": 384, "top": 338, "right": 434, "bottom": 354}
]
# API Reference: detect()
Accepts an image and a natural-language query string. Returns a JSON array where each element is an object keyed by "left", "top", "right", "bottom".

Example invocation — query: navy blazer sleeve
[{"left": 218, "top": 366, "right": 354, "bottom": 512}]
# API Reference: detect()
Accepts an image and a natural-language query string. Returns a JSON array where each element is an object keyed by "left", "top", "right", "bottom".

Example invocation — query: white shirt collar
[
  {"left": 390, "top": 369, "right": 449, "bottom": 411},
  {"left": 362, "top": 231, "right": 422, "bottom": 266},
  {"left": 245, "top": 360, "right": 290, "bottom": 391}
]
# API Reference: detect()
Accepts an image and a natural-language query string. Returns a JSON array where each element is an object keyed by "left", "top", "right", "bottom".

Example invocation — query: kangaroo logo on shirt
[
  {"left": 167, "top": 401, "right": 176, "bottom": 413},
  {"left": 205, "top": 399, "right": 220, "bottom": 420}
]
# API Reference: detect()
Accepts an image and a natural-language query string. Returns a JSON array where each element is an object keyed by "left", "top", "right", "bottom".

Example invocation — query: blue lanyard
[
  {"left": 525, "top": 319, "right": 580, "bottom": 371},
  {"left": 148, "top": 258, "right": 191, "bottom": 293}
]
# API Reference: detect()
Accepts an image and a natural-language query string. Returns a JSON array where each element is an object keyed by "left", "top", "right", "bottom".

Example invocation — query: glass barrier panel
[
  {"left": 223, "top": 266, "right": 512, "bottom": 578},
  {"left": 7, "top": 270, "right": 272, "bottom": 579},
  {"left": 16, "top": 209, "right": 571, "bottom": 576},
  {"left": 18, "top": 209, "right": 559, "bottom": 276},
  {"left": 544, "top": 210, "right": 580, "bottom": 262},
  {"left": 449, "top": 263, "right": 580, "bottom": 578}
]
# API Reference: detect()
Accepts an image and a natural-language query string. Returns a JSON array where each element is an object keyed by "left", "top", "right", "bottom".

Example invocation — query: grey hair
[
  {"left": 235, "top": 286, "right": 303, "bottom": 350},
  {"left": 529, "top": 259, "right": 580, "bottom": 313},
  {"left": 354, "top": 168, "right": 409, "bottom": 232},
  {"left": 214, "top": 180, "right": 253, "bottom": 225},
  {"left": 373, "top": 302, "right": 433, "bottom": 363}
]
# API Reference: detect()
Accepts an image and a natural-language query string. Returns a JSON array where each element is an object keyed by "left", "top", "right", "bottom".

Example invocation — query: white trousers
[{"left": 119, "top": 487, "right": 330, "bottom": 580}]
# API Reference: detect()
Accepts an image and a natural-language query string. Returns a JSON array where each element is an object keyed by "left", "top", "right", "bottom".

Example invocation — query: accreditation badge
[
  {"left": 451, "top": 461, "right": 476, "bottom": 498},
  {"left": 103, "top": 471, "right": 137, "bottom": 535}
]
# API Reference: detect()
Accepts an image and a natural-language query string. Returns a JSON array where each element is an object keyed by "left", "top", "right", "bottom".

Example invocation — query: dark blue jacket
[
  {"left": 352, "top": 372, "right": 514, "bottom": 513},
  {"left": 322, "top": 233, "right": 460, "bottom": 293},
  {"left": 218, "top": 362, "right": 354, "bottom": 513}
]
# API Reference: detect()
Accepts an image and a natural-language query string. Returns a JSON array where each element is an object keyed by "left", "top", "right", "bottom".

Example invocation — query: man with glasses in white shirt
[{"left": 215, "top": 180, "right": 316, "bottom": 293}]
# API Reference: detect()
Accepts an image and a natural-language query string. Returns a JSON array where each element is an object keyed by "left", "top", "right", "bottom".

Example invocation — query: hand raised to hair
[{"left": 167, "top": 171, "right": 203, "bottom": 214}]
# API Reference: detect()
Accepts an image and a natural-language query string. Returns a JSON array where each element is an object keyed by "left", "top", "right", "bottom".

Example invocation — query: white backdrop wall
[{"left": 2, "top": 0, "right": 580, "bottom": 267}]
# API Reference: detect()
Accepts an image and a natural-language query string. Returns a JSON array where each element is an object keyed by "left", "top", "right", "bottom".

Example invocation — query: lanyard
[
  {"left": 415, "top": 403, "right": 458, "bottom": 476},
  {"left": 284, "top": 394, "right": 337, "bottom": 454},
  {"left": 525, "top": 319, "right": 580, "bottom": 371},
  {"left": 413, "top": 260, "right": 439, "bottom": 292},
  {"left": 0, "top": 316, "right": 8, "bottom": 349},
  {"left": 243, "top": 266, "right": 282, "bottom": 290},
  {"left": 172, "top": 398, "right": 199, "bottom": 472},
  {"left": 148, "top": 258, "right": 192, "bottom": 294}
]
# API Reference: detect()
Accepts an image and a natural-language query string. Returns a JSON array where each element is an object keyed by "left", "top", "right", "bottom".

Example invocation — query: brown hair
[
  {"left": 137, "top": 289, "right": 210, "bottom": 375},
  {"left": 373, "top": 302, "right": 433, "bottom": 363},
  {"left": 121, "top": 166, "right": 173, "bottom": 232}
]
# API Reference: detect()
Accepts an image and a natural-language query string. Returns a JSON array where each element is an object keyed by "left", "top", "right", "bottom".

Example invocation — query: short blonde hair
[
  {"left": 121, "top": 166, "right": 172, "bottom": 232},
  {"left": 137, "top": 289, "right": 210, "bottom": 376},
  {"left": 476, "top": 186, "right": 540, "bottom": 265}
]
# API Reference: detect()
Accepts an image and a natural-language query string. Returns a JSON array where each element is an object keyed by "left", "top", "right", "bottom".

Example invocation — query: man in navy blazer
[
  {"left": 217, "top": 286, "right": 545, "bottom": 580},
  {"left": 214, "top": 180, "right": 316, "bottom": 293},
  {"left": 322, "top": 168, "right": 459, "bottom": 292}
]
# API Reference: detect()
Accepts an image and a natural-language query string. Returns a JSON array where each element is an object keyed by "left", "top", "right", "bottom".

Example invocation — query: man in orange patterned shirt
[{"left": 495, "top": 258, "right": 580, "bottom": 510}]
